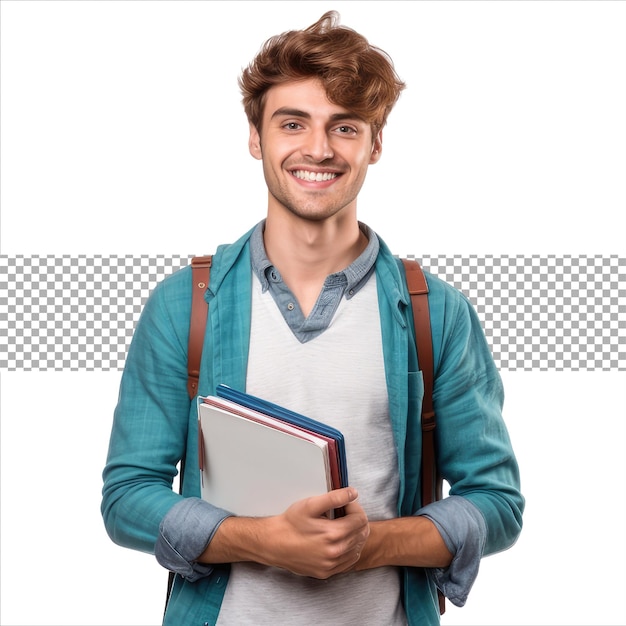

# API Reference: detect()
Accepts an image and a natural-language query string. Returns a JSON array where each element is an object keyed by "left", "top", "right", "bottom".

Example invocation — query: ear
[
  {"left": 248, "top": 123, "right": 262, "bottom": 160},
  {"left": 369, "top": 129, "right": 383, "bottom": 164}
]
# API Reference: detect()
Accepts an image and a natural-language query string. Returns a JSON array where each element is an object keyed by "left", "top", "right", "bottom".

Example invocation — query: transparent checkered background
[{"left": 1, "top": 254, "right": 624, "bottom": 371}]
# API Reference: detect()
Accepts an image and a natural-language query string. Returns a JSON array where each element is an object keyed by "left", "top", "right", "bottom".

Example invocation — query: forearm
[{"left": 355, "top": 516, "right": 453, "bottom": 571}]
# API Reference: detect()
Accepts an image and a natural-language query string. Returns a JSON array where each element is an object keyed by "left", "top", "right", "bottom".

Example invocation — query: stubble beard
[
  {"left": 276, "top": 193, "right": 349, "bottom": 222},
  {"left": 268, "top": 170, "right": 361, "bottom": 223}
]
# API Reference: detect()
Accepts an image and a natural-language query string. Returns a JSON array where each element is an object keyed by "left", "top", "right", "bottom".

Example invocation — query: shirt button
[
  {"left": 349, "top": 289, "right": 355, "bottom": 296},
  {"left": 287, "top": 302, "right": 295, "bottom": 311}
]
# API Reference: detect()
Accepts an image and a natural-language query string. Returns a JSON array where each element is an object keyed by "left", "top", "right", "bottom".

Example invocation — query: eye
[
  {"left": 283, "top": 122, "right": 302, "bottom": 131},
  {"left": 335, "top": 125, "right": 357, "bottom": 135}
]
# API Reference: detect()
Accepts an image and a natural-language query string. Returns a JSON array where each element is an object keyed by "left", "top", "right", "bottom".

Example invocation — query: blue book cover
[{"left": 215, "top": 384, "right": 348, "bottom": 488}]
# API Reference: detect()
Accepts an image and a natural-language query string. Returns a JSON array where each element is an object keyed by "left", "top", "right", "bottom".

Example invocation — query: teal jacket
[{"left": 102, "top": 226, "right": 524, "bottom": 625}]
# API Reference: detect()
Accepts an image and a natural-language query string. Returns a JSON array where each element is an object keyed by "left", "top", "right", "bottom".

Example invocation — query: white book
[{"left": 198, "top": 397, "right": 333, "bottom": 517}]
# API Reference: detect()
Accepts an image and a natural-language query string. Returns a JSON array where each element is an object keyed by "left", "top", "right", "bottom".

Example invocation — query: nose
[{"left": 303, "top": 128, "right": 334, "bottom": 162}]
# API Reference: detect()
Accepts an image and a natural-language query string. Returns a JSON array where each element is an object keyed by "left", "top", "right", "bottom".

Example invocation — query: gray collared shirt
[{"left": 249, "top": 220, "right": 380, "bottom": 343}]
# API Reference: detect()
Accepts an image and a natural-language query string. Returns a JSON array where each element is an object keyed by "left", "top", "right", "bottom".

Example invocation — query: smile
[{"left": 291, "top": 170, "right": 339, "bottom": 182}]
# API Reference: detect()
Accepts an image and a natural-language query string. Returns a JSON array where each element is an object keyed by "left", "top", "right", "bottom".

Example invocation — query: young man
[{"left": 102, "top": 12, "right": 524, "bottom": 625}]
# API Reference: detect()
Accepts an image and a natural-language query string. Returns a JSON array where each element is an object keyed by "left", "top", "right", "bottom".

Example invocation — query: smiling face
[{"left": 249, "top": 78, "right": 382, "bottom": 223}]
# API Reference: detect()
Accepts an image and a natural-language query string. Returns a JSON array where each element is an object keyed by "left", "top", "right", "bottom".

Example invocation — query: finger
[
  {"left": 301, "top": 487, "right": 359, "bottom": 518},
  {"left": 321, "top": 543, "right": 366, "bottom": 579}
]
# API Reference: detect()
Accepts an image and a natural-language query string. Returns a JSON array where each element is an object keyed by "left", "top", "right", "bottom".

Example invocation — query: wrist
[
  {"left": 198, "top": 515, "right": 277, "bottom": 566},
  {"left": 354, "top": 520, "right": 386, "bottom": 570}
]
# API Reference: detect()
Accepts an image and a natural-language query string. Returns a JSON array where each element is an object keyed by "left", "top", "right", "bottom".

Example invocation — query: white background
[{"left": 1, "top": 1, "right": 625, "bottom": 625}]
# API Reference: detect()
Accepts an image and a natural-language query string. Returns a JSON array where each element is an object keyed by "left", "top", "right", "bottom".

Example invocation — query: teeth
[{"left": 292, "top": 170, "right": 338, "bottom": 182}]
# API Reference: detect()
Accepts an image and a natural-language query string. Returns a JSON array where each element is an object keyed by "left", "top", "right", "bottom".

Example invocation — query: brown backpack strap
[
  {"left": 402, "top": 258, "right": 445, "bottom": 615},
  {"left": 187, "top": 255, "right": 212, "bottom": 399},
  {"left": 401, "top": 258, "right": 441, "bottom": 505}
]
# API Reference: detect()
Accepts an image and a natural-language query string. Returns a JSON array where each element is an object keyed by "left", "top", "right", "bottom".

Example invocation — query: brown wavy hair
[{"left": 239, "top": 11, "right": 405, "bottom": 137}]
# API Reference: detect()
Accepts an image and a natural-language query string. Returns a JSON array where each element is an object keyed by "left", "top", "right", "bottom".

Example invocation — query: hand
[{"left": 266, "top": 487, "right": 369, "bottom": 579}]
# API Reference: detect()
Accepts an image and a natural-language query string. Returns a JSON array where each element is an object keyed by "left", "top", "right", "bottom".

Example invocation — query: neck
[
  {"left": 264, "top": 212, "right": 366, "bottom": 279},
  {"left": 262, "top": 211, "right": 368, "bottom": 317}
]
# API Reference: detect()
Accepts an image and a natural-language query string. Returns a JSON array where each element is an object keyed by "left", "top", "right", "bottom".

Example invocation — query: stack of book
[{"left": 198, "top": 384, "right": 347, "bottom": 517}]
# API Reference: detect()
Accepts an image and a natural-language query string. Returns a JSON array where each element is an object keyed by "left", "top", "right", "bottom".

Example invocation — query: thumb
[{"left": 303, "top": 487, "right": 359, "bottom": 518}]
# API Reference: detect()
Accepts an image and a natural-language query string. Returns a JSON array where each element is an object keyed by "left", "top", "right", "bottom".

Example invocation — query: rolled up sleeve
[
  {"left": 155, "top": 497, "right": 233, "bottom": 582},
  {"left": 418, "top": 496, "right": 487, "bottom": 607}
]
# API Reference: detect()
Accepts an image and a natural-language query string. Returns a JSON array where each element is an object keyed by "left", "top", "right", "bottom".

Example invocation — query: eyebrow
[{"left": 270, "top": 107, "right": 364, "bottom": 123}]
